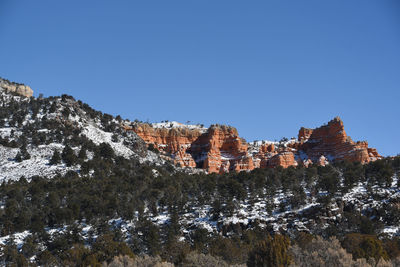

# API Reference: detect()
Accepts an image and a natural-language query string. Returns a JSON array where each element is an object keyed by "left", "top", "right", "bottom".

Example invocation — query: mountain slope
[
  {"left": 0, "top": 78, "right": 163, "bottom": 181},
  {"left": 0, "top": 77, "right": 399, "bottom": 266}
]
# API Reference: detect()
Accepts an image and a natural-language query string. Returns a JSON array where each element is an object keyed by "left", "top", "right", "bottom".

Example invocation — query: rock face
[
  {"left": 128, "top": 117, "right": 382, "bottom": 173},
  {"left": 0, "top": 78, "right": 33, "bottom": 97},
  {"left": 124, "top": 122, "right": 203, "bottom": 168},
  {"left": 296, "top": 117, "right": 379, "bottom": 164},
  {"left": 127, "top": 122, "right": 254, "bottom": 173},
  {"left": 189, "top": 125, "right": 254, "bottom": 173}
]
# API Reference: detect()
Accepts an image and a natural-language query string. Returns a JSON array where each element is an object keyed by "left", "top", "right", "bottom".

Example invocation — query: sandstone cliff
[
  {"left": 127, "top": 117, "right": 382, "bottom": 173},
  {"left": 126, "top": 122, "right": 254, "bottom": 173},
  {"left": 124, "top": 122, "right": 206, "bottom": 168},
  {"left": 189, "top": 125, "right": 254, "bottom": 173},
  {"left": 0, "top": 78, "right": 33, "bottom": 97},
  {"left": 296, "top": 117, "right": 380, "bottom": 164}
]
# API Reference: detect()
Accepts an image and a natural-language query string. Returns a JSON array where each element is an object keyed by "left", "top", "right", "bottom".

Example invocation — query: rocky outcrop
[
  {"left": 127, "top": 122, "right": 254, "bottom": 173},
  {"left": 0, "top": 78, "right": 33, "bottom": 97},
  {"left": 127, "top": 117, "right": 382, "bottom": 173},
  {"left": 189, "top": 125, "right": 254, "bottom": 173},
  {"left": 296, "top": 117, "right": 382, "bottom": 164},
  {"left": 124, "top": 122, "right": 203, "bottom": 168},
  {"left": 267, "top": 151, "right": 298, "bottom": 168}
]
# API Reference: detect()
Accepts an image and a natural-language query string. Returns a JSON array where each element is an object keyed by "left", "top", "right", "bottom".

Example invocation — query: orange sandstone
[{"left": 126, "top": 117, "right": 382, "bottom": 173}]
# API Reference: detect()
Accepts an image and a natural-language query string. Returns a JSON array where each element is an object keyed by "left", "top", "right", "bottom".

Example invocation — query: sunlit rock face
[
  {"left": 129, "top": 117, "right": 382, "bottom": 173},
  {"left": 190, "top": 125, "right": 254, "bottom": 173},
  {"left": 296, "top": 117, "right": 382, "bottom": 164},
  {"left": 0, "top": 78, "right": 33, "bottom": 97},
  {"left": 128, "top": 123, "right": 254, "bottom": 173}
]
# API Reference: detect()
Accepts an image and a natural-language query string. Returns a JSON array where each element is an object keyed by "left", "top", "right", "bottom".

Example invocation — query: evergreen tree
[
  {"left": 62, "top": 145, "right": 76, "bottom": 167},
  {"left": 15, "top": 144, "right": 31, "bottom": 162},
  {"left": 15, "top": 152, "right": 23, "bottom": 162},
  {"left": 98, "top": 142, "right": 114, "bottom": 159},
  {"left": 50, "top": 150, "right": 61, "bottom": 165},
  {"left": 342, "top": 233, "right": 389, "bottom": 262},
  {"left": 49, "top": 101, "right": 57, "bottom": 113},
  {"left": 247, "top": 235, "right": 292, "bottom": 267},
  {"left": 78, "top": 146, "right": 87, "bottom": 161}
]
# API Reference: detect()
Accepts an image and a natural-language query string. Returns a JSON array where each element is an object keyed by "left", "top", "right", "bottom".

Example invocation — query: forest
[{"left": 0, "top": 148, "right": 399, "bottom": 266}]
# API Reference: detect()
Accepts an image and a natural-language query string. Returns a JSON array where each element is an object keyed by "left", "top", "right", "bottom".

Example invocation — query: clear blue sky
[{"left": 0, "top": 1, "right": 399, "bottom": 156}]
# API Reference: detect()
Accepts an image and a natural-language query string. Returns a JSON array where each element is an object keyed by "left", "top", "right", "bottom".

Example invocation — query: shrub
[
  {"left": 104, "top": 255, "right": 174, "bottom": 267},
  {"left": 290, "top": 236, "right": 361, "bottom": 267},
  {"left": 182, "top": 251, "right": 230, "bottom": 267},
  {"left": 50, "top": 150, "right": 61, "bottom": 165},
  {"left": 342, "top": 233, "right": 389, "bottom": 262},
  {"left": 247, "top": 234, "right": 292, "bottom": 267}
]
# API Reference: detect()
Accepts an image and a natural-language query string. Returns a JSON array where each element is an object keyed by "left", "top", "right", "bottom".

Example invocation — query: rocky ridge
[
  {"left": 129, "top": 117, "right": 382, "bottom": 173},
  {"left": 0, "top": 84, "right": 164, "bottom": 181},
  {"left": 0, "top": 77, "right": 33, "bottom": 97}
]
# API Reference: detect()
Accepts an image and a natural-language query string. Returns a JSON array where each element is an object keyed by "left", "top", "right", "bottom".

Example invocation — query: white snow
[
  {"left": 0, "top": 143, "right": 77, "bottom": 181},
  {"left": 151, "top": 121, "right": 207, "bottom": 132},
  {"left": 82, "top": 123, "right": 134, "bottom": 158},
  {"left": 0, "top": 230, "right": 31, "bottom": 249}
]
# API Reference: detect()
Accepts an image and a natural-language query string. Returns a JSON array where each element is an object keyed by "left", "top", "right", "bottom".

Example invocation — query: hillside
[
  {"left": 0, "top": 78, "right": 399, "bottom": 266},
  {"left": 0, "top": 78, "right": 168, "bottom": 181}
]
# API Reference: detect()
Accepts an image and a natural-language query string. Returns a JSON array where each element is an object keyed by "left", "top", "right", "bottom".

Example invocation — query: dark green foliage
[
  {"left": 0, "top": 136, "right": 18, "bottom": 148},
  {"left": 366, "top": 159, "right": 394, "bottom": 187},
  {"left": 49, "top": 101, "right": 57, "bottom": 113},
  {"left": 342, "top": 233, "right": 389, "bottom": 262},
  {"left": 342, "top": 161, "right": 364, "bottom": 190},
  {"left": 50, "top": 150, "right": 61, "bottom": 165},
  {"left": 247, "top": 234, "right": 292, "bottom": 267},
  {"left": 0, "top": 145, "right": 399, "bottom": 265},
  {"left": 138, "top": 218, "right": 162, "bottom": 256},
  {"left": 62, "top": 145, "right": 76, "bottom": 166},
  {"left": 15, "top": 144, "right": 31, "bottom": 162},
  {"left": 78, "top": 146, "right": 87, "bottom": 161},
  {"left": 1, "top": 242, "right": 30, "bottom": 266},
  {"left": 316, "top": 165, "right": 339, "bottom": 195},
  {"left": 209, "top": 236, "right": 248, "bottom": 264},
  {"left": 97, "top": 142, "right": 115, "bottom": 159},
  {"left": 91, "top": 234, "right": 134, "bottom": 263}
]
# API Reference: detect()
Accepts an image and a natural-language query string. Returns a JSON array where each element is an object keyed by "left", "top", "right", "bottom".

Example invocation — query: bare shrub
[
  {"left": 181, "top": 252, "right": 228, "bottom": 267},
  {"left": 103, "top": 255, "right": 174, "bottom": 267},
  {"left": 290, "top": 236, "right": 372, "bottom": 267}
]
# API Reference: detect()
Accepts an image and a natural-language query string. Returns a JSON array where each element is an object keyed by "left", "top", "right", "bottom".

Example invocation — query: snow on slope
[
  {"left": 0, "top": 231, "right": 31, "bottom": 249},
  {"left": 82, "top": 122, "right": 135, "bottom": 158},
  {"left": 0, "top": 88, "right": 167, "bottom": 181},
  {"left": 0, "top": 143, "right": 77, "bottom": 181},
  {"left": 151, "top": 121, "right": 207, "bottom": 133}
]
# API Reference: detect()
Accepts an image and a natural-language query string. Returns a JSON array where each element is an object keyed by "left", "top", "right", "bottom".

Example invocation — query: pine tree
[
  {"left": 15, "top": 152, "right": 23, "bottom": 162},
  {"left": 15, "top": 144, "right": 31, "bottom": 162},
  {"left": 50, "top": 150, "right": 61, "bottom": 165},
  {"left": 49, "top": 101, "right": 57, "bottom": 113},
  {"left": 247, "top": 235, "right": 292, "bottom": 267},
  {"left": 62, "top": 145, "right": 76, "bottom": 167},
  {"left": 78, "top": 146, "right": 87, "bottom": 161},
  {"left": 98, "top": 142, "right": 114, "bottom": 159}
]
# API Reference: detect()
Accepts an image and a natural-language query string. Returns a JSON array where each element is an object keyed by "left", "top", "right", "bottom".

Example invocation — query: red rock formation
[
  {"left": 126, "top": 117, "right": 382, "bottom": 173},
  {"left": 194, "top": 125, "right": 254, "bottom": 173},
  {"left": 296, "top": 117, "right": 382, "bottom": 164},
  {"left": 260, "top": 143, "right": 275, "bottom": 153},
  {"left": 298, "top": 127, "right": 313, "bottom": 141},
  {"left": 125, "top": 123, "right": 202, "bottom": 168},
  {"left": 267, "top": 151, "right": 298, "bottom": 168},
  {"left": 127, "top": 123, "right": 254, "bottom": 173}
]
